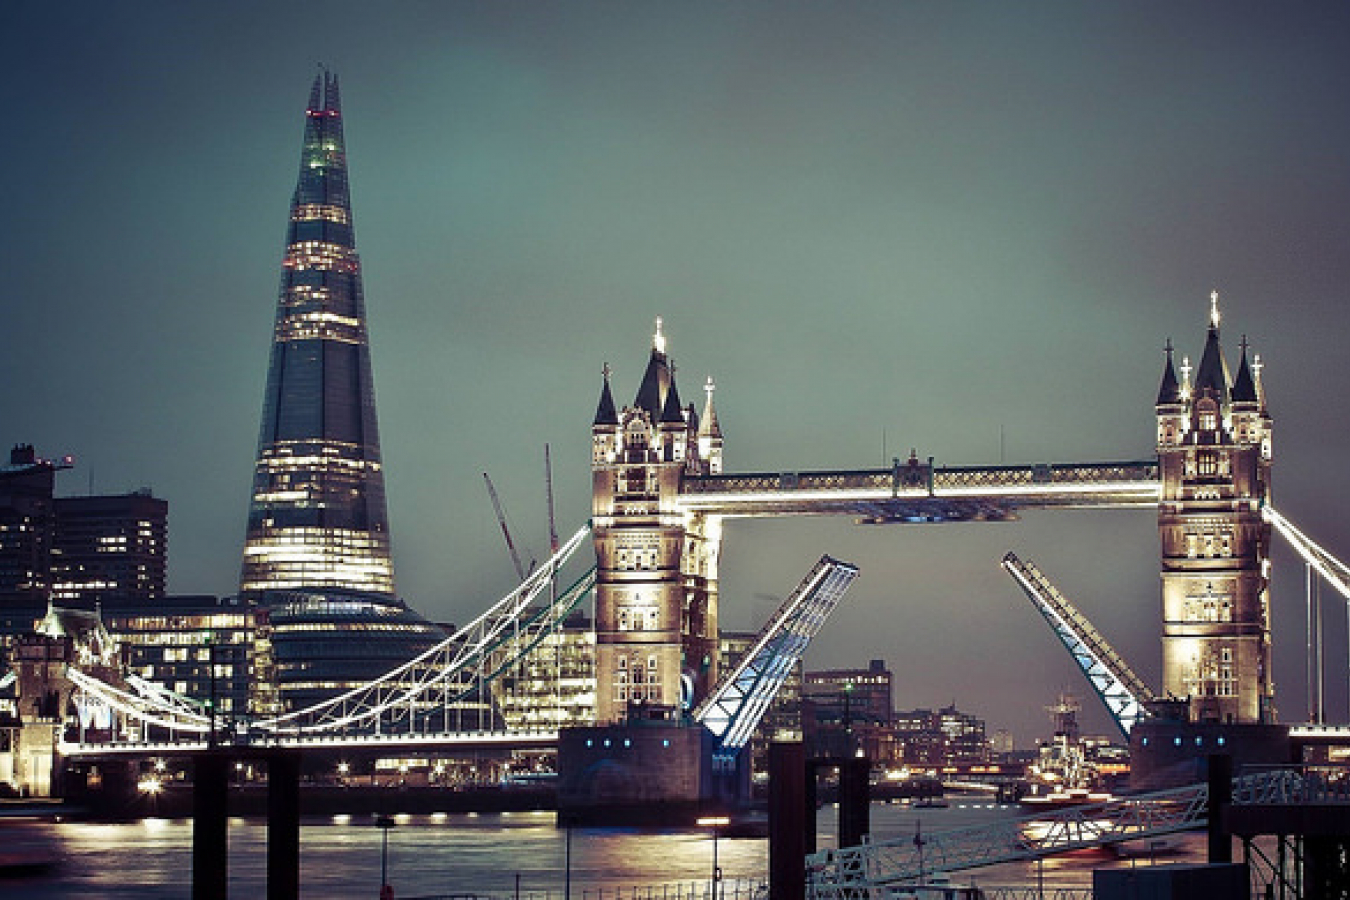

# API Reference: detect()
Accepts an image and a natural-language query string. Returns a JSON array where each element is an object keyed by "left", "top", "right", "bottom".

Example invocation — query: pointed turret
[
  {"left": 699, "top": 376, "right": 723, "bottom": 441},
  {"left": 660, "top": 370, "right": 685, "bottom": 424},
  {"left": 1192, "top": 291, "right": 1230, "bottom": 404},
  {"left": 594, "top": 363, "right": 619, "bottom": 426},
  {"left": 1231, "top": 337, "right": 1258, "bottom": 405},
  {"left": 1156, "top": 339, "right": 1182, "bottom": 406},
  {"left": 698, "top": 376, "right": 725, "bottom": 474},
  {"left": 1155, "top": 339, "right": 1187, "bottom": 447},
  {"left": 634, "top": 317, "right": 672, "bottom": 422}
]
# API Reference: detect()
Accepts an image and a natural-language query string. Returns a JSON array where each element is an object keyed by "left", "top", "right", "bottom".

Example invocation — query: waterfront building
[
  {"left": 0, "top": 446, "right": 67, "bottom": 641},
  {"left": 496, "top": 609, "right": 596, "bottom": 732},
  {"left": 590, "top": 321, "right": 724, "bottom": 723},
  {"left": 240, "top": 70, "right": 395, "bottom": 600},
  {"left": 238, "top": 72, "right": 445, "bottom": 713},
  {"left": 51, "top": 491, "right": 167, "bottom": 608},
  {"left": 892, "top": 704, "right": 990, "bottom": 767},
  {"left": 803, "top": 660, "right": 897, "bottom": 762},
  {"left": 1155, "top": 294, "right": 1274, "bottom": 724},
  {"left": 102, "top": 595, "right": 257, "bottom": 719}
]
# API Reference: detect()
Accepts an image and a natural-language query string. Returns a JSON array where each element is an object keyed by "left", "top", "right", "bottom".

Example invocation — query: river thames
[{"left": 11, "top": 799, "right": 1208, "bottom": 898}]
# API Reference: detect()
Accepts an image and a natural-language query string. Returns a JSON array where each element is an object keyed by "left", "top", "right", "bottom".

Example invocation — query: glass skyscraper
[
  {"left": 240, "top": 73, "right": 445, "bottom": 715},
  {"left": 241, "top": 71, "right": 394, "bottom": 598}
]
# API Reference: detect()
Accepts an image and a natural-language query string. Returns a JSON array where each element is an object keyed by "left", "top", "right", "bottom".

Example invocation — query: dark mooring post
[
  {"left": 768, "top": 742, "right": 806, "bottom": 900},
  {"left": 267, "top": 749, "right": 302, "bottom": 900},
  {"left": 193, "top": 751, "right": 230, "bottom": 900},
  {"left": 838, "top": 756, "right": 870, "bottom": 850},
  {"left": 803, "top": 760, "right": 819, "bottom": 856},
  {"left": 1207, "top": 753, "right": 1233, "bottom": 864}
]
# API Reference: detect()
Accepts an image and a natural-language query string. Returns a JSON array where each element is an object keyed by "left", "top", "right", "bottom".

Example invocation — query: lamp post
[
  {"left": 696, "top": 816, "right": 730, "bottom": 900},
  {"left": 204, "top": 633, "right": 217, "bottom": 748},
  {"left": 376, "top": 814, "right": 395, "bottom": 898}
]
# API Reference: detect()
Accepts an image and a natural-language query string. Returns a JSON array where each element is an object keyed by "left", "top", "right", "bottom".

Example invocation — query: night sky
[{"left": 5, "top": 3, "right": 1350, "bottom": 746}]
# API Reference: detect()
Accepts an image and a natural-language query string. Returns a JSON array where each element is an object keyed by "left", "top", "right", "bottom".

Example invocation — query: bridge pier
[
  {"left": 192, "top": 752, "right": 229, "bottom": 900},
  {"left": 266, "top": 750, "right": 301, "bottom": 900},
  {"left": 767, "top": 741, "right": 805, "bottom": 900},
  {"left": 188, "top": 748, "right": 302, "bottom": 900}
]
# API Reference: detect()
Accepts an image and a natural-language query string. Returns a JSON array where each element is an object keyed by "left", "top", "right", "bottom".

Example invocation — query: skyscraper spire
[{"left": 240, "top": 73, "right": 395, "bottom": 599}]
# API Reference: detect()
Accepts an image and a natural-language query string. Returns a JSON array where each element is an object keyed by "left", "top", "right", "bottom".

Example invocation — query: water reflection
[{"left": 9, "top": 800, "right": 1208, "bottom": 899}]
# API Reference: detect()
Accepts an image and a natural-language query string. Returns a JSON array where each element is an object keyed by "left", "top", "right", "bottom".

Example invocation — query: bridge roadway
[
  {"left": 60, "top": 728, "right": 560, "bottom": 759},
  {"left": 679, "top": 459, "right": 1160, "bottom": 520}
]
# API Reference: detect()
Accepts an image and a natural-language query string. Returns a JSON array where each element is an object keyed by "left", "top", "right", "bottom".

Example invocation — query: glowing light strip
[
  {"left": 59, "top": 729, "right": 559, "bottom": 756},
  {"left": 67, "top": 668, "right": 211, "bottom": 734},
  {"left": 679, "top": 481, "right": 1161, "bottom": 511},
  {"left": 1264, "top": 506, "right": 1350, "bottom": 601}
]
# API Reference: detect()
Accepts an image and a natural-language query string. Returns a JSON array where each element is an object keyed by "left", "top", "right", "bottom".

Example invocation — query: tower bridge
[
  {"left": 57, "top": 294, "right": 1334, "bottom": 783},
  {"left": 588, "top": 296, "right": 1274, "bottom": 740}
]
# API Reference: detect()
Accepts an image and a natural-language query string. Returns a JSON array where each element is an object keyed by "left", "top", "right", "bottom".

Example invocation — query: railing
[
  {"left": 1234, "top": 764, "right": 1350, "bottom": 805},
  {"left": 809, "top": 766, "right": 1350, "bottom": 899},
  {"left": 682, "top": 461, "right": 1159, "bottom": 497},
  {"left": 403, "top": 881, "right": 768, "bottom": 900},
  {"left": 402, "top": 882, "right": 1092, "bottom": 900}
]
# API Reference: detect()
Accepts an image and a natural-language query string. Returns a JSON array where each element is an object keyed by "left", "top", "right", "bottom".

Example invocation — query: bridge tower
[
  {"left": 1155, "top": 293, "right": 1274, "bottom": 724},
  {"left": 591, "top": 320, "right": 724, "bottom": 724}
]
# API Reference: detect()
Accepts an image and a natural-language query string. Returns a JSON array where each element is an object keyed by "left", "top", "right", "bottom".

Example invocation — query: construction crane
[
  {"left": 545, "top": 444, "right": 559, "bottom": 556},
  {"left": 1002, "top": 551, "right": 1155, "bottom": 738},
  {"left": 482, "top": 472, "right": 534, "bottom": 582}
]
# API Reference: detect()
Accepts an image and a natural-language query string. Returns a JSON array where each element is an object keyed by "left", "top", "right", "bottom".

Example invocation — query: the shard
[{"left": 240, "top": 71, "right": 394, "bottom": 599}]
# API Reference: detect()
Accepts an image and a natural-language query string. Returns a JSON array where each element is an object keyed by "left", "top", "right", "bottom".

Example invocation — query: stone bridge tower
[
  {"left": 591, "top": 320, "right": 724, "bottom": 724},
  {"left": 1155, "top": 294, "right": 1274, "bottom": 724}
]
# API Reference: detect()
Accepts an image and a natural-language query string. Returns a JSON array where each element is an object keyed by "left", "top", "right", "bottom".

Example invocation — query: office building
[
  {"left": 237, "top": 73, "right": 445, "bottom": 713},
  {"left": 240, "top": 70, "right": 395, "bottom": 599},
  {"left": 51, "top": 491, "right": 167, "bottom": 607}
]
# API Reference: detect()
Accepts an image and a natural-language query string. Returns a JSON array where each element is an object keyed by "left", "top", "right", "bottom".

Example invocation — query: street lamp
[
  {"left": 696, "top": 816, "right": 730, "bottom": 900},
  {"left": 376, "top": 814, "right": 395, "bottom": 897}
]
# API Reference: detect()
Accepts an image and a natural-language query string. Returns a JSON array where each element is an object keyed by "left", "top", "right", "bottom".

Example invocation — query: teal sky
[{"left": 4, "top": 2, "right": 1350, "bottom": 744}]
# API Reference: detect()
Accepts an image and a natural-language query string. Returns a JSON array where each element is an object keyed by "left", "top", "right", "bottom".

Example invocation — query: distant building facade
[
  {"left": 497, "top": 610, "right": 597, "bottom": 732},
  {"left": 893, "top": 704, "right": 990, "bottom": 767},
  {"left": 0, "top": 445, "right": 66, "bottom": 640},
  {"left": 102, "top": 595, "right": 257, "bottom": 720},
  {"left": 803, "top": 660, "right": 896, "bottom": 762},
  {"left": 52, "top": 491, "right": 167, "bottom": 607}
]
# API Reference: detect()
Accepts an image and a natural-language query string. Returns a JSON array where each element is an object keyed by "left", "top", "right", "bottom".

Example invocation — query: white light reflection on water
[{"left": 12, "top": 800, "right": 1210, "bottom": 899}]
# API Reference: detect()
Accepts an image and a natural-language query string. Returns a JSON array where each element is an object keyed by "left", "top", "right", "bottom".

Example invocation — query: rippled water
[{"left": 8, "top": 799, "right": 1210, "bottom": 899}]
